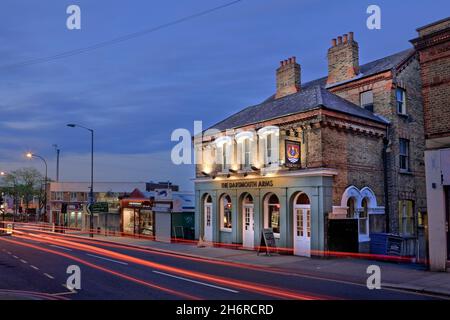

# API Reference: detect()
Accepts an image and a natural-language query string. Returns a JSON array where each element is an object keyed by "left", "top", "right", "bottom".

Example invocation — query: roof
[
  {"left": 211, "top": 85, "right": 388, "bottom": 131},
  {"left": 208, "top": 49, "right": 414, "bottom": 131}
]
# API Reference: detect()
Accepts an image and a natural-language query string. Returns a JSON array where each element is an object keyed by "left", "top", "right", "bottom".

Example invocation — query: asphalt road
[{"left": 0, "top": 231, "right": 444, "bottom": 300}]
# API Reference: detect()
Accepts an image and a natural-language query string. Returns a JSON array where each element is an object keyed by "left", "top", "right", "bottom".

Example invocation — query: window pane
[{"left": 360, "top": 90, "right": 373, "bottom": 107}]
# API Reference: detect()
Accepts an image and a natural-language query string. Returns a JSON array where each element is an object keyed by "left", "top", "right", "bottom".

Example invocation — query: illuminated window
[
  {"left": 266, "top": 194, "right": 280, "bottom": 235},
  {"left": 399, "top": 200, "right": 415, "bottom": 236},
  {"left": 220, "top": 195, "right": 232, "bottom": 231}
]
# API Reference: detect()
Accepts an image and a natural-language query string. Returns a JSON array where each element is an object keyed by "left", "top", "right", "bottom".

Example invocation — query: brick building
[
  {"left": 411, "top": 17, "right": 450, "bottom": 271},
  {"left": 194, "top": 30, "right": 426, "bottom": 258}
]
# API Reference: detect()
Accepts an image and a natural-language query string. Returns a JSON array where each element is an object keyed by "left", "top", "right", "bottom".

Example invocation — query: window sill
[
  {"left": 397, "top": 113, "right": 409, "bottom": 118},
  {"left": 399, "top": 170, "right": 413, "bottom": 175},
  {"left": 220, "top": 228, "right": 232, "bottom": 233}
]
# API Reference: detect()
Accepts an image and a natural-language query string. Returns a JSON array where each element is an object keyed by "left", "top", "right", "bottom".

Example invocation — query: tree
[{"left": 0, "top": 167, "right": 44, "bottom": 220}]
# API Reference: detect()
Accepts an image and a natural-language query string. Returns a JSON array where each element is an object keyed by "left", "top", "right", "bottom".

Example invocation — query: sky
[{"left": 0, "top": 0, "right": 448, "bottom": 190}]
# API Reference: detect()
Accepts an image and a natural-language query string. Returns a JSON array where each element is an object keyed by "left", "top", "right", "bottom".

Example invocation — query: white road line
[
  {"left": 43, "top": 273, "right": 55, "bottom": 279},
  {"left": 49, "top": 245, "right": 72, "bottom": 251},
  {"left": 20, "top": 259, "right": 28, "bottom": 264},
  {"left": 12, "top": 255, "right": 19, "bottom": 259},
  {"left": 7, "top": 252, "right": 11, "bottom": 255},
  {"left": 30, "top": 265, "right": 39, "bottom": 270},
  {"left": 153, "top": 271, "right": 239, "bottom": 294},
  {"left": 86, "top": 253, "right": 129, "bottom": 265}
]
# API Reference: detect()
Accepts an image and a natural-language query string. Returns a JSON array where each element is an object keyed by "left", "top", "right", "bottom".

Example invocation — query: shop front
[
  {"left": 120, "top": 199, "right": 154, "bottom": 236},
  {"left": 195, "top": 169, "right": 336, "bottom": 257}
]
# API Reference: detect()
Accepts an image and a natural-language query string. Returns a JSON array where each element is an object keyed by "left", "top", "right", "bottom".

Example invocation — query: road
[{"left": 0, "top": 227, "right": 444, "bottom": 300}]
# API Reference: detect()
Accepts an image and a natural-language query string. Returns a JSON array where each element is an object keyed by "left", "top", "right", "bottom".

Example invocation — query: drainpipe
[{"left": 383, "top": 133, "right": 390, "bottom": 234}]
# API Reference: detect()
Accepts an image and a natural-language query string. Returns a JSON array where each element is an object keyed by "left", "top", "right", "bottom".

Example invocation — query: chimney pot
[
  {"left": 332, "top": 38, "right": 337, "bottom": 47},
  {"left": 337, "top": 36, "right": 343, "bottom": 45},
  {"left": 343, "top": 34, "right": 348, "bottom": 43},
  {"left": 349, "top": 32, "right": 354, "bottom": 41}
]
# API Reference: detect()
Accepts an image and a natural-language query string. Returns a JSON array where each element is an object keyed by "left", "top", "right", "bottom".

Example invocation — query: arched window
[
  {"left": 220, "top": 195, "right": 232, "bottom": 231},
  {"left": 243, "top": 194, "right": 253, "bottom": 204},
  {"left": 265, "top": 194, "right": 280, "bottom": 235},
  {"left": 347, "top": 197, "right": 356, "bottom": 218},
  {"left": 360, "top": 198, "right": 369, "bottom": 235},
  {"left": 296, "top": 193, "right": 310, "bottom": 205},
  {"left": 236, "top": 131, "right": 255, "bottom": 170},
  {"left": 258, "top": 126, "right": 279, "bottom": 168}
]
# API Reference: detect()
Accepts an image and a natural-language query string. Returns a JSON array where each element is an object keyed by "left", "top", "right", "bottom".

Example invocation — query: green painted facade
[{"left": 195, "top": 172, "right": 334, "bottom": 255}]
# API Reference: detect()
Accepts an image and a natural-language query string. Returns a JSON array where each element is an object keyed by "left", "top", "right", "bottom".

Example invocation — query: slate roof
[{"left": 208, "top": 49, "right": 415, "bottom": 131}]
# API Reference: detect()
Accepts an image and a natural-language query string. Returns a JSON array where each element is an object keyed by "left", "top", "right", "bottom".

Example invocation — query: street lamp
[
  {"left": 67, "top": 123, "right": 94, "bottom": 238},
  {"left": 26, "top": 152, "right": 48, "bottom": 222},
  {"left": 53, "top": 144, "right": 61, "bottom": 182}
]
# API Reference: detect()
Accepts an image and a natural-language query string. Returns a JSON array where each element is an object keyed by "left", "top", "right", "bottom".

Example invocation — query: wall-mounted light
[
  {"left": 251, "top": 165, "right": 261, "bottom": 172},
  {"left": 229, "top": 168, "right": 238, "bottom": 174}
]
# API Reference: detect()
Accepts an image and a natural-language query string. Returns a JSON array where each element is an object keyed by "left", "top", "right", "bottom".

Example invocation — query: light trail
[
  {"left": 13, "top": 223, "right": 420, "bottom": 263},
  {"left": 11, "top": 232, "right": 328, "bottom": 300},
  {"left": 0, "top": 237, "right": 199, "bottom": 300}
]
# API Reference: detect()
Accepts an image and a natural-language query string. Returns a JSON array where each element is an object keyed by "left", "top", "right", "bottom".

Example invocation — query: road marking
[
  {"left": 20, "top": 259, "right": 28, "bottom": 264},
  {"left": 50, "top": 245, "right": 72, "bottom": 251},
  {"left": 43, "top": 273, "right": 55, "bottom": 280},
  {"left": 30, "top": 265, "right": 39, "bottom": 270},
  {"left": 153, "top": 270, "right": 239, "bottom": 294},
  {"left": 7, "top": 251, "right": 11, "bottom": 255},
  {"left": 12, "top": 255, "right": 19, "bottom": 259},
  {"left": 86, "top": 253, "right": 129, "bottom": 265}
]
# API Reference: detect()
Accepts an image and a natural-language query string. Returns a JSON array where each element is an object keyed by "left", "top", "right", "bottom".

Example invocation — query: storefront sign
[
  {"left": 285, "top": 140, "right": 301, "bottom": 168},
  {"left": 221, "top": 180, "right": 274, "bottom": 189}
]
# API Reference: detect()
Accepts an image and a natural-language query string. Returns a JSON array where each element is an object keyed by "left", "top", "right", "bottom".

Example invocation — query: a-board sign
[{"left": 257, "top": 228, "right": 277, "bottom": 256}]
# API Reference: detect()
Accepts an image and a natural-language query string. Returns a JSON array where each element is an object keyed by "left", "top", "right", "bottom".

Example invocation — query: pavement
[{"left": 72, "top": 234, "right": 450, "bottom": 298}]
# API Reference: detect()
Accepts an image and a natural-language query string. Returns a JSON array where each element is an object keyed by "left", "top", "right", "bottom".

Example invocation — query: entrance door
[
  {"left": 294, "top": 205, "right": 311, "bottom": 257},
  {"left": 243, "top": 204, "right": 254, "bottom": 248},
  {"left": 204, "top": 204, "right": 213, "bottom": 242}
]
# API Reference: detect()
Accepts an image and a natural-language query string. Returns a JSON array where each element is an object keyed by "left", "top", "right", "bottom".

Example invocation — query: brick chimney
[
  {"left": 276, "top": 56, "right": 301, "bottom": 99},
  {"left": 327, "top": 32, "right": 360, "bottom": 85}
]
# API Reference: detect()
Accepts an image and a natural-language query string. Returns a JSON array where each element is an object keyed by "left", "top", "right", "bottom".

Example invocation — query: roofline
[
  {"left": 203, "top": 104, "right": 387, "bottom": 137},
  {"left": 416, "top": 16, "right": 450, "bottom": 31}
]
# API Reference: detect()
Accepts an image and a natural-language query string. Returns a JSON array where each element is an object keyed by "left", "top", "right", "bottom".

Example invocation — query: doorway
[
  {"left": 242, "top": 194, "right": 254, "bottom": 249},
  {"left": 293, "top": 193, "right": 311, "bottom": 257},
  {"left": 204, "top": 195, "right": 213, "bottom": 242}
]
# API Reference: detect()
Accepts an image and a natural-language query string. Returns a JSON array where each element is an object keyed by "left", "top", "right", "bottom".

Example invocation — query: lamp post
[
  {"left": 26, "top": 152, "right": 48, "bottom": 222},
  {"left": 53, "top": 144, "right": 60, "bottom": 182},
  {"left": 67, "top": 124, "right": 94, "bottom": 238}
]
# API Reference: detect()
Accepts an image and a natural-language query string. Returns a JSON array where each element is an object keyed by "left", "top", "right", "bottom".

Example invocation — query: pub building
[{"left": 194, "top": 31, "right": 427, "bottom": 258}]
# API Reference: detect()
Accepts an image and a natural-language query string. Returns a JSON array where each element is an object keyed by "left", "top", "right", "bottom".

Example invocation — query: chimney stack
[
  {"left": 326, "top": 32, "right": 360, "bottom": 85},
  {"left": 275, "top": 56, "right": 301, "bottom": 99}
]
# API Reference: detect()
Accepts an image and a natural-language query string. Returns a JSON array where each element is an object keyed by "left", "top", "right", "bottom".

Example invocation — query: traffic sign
[{"left": 88, "top": 202, "right": 109, "bottom": 213}]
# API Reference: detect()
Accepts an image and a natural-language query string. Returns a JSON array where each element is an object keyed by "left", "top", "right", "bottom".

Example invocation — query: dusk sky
[{"left": 0, "top": 0, "right": 448, "bottom": 190}]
